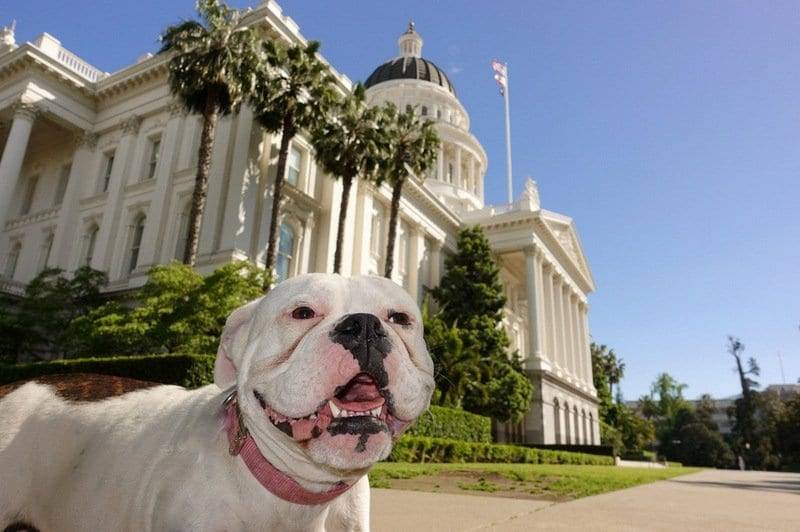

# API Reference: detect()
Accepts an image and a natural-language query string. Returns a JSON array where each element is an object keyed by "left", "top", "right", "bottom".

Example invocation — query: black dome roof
[{"left": 365, "top": 56, "right": 456, "bottom": 96}]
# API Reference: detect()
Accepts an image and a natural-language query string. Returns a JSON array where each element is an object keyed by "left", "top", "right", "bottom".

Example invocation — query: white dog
[{"left": 0, "top": 273, "right": 435, "bottom": 531}]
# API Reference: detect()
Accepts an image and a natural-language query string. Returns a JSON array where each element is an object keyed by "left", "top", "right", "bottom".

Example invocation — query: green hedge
[
  {"left": 0, "top": 354, "right": 215, "bottom": 389},
  {"left": 407, "top": 405, "right": 492, "bottom": 443},
  {"left": 390, "top": 436, "right": 615, "bottom": 466}
]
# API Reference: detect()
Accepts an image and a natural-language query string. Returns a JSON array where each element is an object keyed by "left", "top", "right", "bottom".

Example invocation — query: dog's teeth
[
  {"left": 329, "top": 401, "right": 341, "bottom": 417},
  {"left": 370, "top": 407, "right": 381, "bottom": 417}
]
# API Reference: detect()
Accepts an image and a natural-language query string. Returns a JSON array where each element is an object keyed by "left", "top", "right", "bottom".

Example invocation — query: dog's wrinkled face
[{"left": 215, "top": 274, "right": 435, "bottom": 471}]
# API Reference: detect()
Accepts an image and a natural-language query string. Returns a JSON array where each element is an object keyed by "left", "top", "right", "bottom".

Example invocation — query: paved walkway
[{"left": 371, "top": 469, "right": 800, "bottom": 531}]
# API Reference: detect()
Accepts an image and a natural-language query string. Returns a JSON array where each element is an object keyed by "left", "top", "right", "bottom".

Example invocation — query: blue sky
[{"left": 7, "top": 1, "right": 800, "bottom": 399}]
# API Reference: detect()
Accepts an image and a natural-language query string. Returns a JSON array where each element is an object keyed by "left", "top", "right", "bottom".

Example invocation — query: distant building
[{"left": 0, "top": 3, "right": 600, "bottom": 444}]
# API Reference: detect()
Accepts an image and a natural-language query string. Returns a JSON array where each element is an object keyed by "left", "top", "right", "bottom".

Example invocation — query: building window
[
  {"left": 127, "top": 214, "right": 146, "bottom": 275},
  {"left": 436, "top": 108, "right": 442, "bottom": 119},
  {"left": 83, "top": 224, "right": 99, "bottom": 267},
  {"left": 286, "top": 145, "right": 302, "bottom": 187},
  {"left": 398, "top": 223, "right": 409, "bottom": 285},
  {"left": 146, "top": 136, "right": 161, "bottom": 179},
  {"left": 275, "top": 222, "right": 295, "bottom": 283},
  {"left": 447, "top": 163, "right": 454, "bottom": 184},
  {"left": 421, "top": 106, "right": 428, "bottom": 116},
  {"left": 370, "top": 203, "right": 384, "bottom": 258},
  {"left": 174, "top": 202, "right": 191, "bottom": 260},
  {"left": 405, "top": 104, "right": 413, "bottom": 114},
  {"left": 54, "top": 163, "right": 71, "bottom": 205},
  {"left": 20, "top": 175, "right": 38, "bottom": 216},
  {"left": 39, "top": 232, "right": 54, "bottom": 272},
  {"left": 4, "top": 241, "right": 21, "bottom": 279},
  {"left": 101, "top": 150, "right": 115, "bottom": 192}
]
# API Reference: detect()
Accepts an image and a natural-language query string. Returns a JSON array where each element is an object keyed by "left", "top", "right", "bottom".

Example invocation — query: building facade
[{"left": 0, "top": 3, "right": 599, "bottom": 444}]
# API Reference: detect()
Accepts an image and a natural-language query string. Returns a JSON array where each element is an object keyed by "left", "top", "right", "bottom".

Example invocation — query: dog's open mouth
[{"left": 254, "top": 373, "right": 409, "bottom": 442}]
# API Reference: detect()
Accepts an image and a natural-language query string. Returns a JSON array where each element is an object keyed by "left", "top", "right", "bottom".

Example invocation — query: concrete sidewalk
[{"left": 371, "top": 469, "right": 800, "bottom": 532}]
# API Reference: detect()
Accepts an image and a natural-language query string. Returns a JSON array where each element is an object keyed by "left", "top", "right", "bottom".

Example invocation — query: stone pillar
[
  {"left": 299, "top": 213, "right": 315, "bottom": 274},
  {"left": 551, "top": 273, "right": 564, "bottom": 373},
  {"left": 468, "top": 154, "right": 476, "bottom": 194},
  {"left": 407, "top": 226, "right": 425, "bottom": 303},
  {"left": 557, "top": 279, "right": 573, "bottom": 378},
  {"left": 579, "top": 302, "right": 593, "bottom": 388},
  {"left": 350, "top": 184, "right": 373, "bottom": 275},
  {"left": 137, "top": 105, "right": 184, "bottom": 269},
  {"left": 569, "top": 293, "right": 582, "bottom": 385},
  {"left": 455, "top": 147, "right": 462, "bottom": 188},
  {"left": 0, "top": 102, "right": 38, "bottom": 225},
  {"left": 524, "top": 246, "right": 545, "bottom": 368},
  {"left": 429, "top": 239, "right": 442, "bottom": 288},
  {"left": 541, "top": 265, "right": 554, "bottom": 370},
  {"left": 52, "top": 130, "right": 97, "bottom": 269},
  {"left": 437, "top": 144, "right": 445, "bottom": 181},
  {"left": 92, "top": 115, "right": 141, "bottom": 272}
]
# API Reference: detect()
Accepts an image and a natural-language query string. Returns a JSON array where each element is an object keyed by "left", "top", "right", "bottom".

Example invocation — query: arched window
[
  {"left": 4, "top": 241, "right": 21, "bottom": 279},
  {"left": 447, "top": 163, "right": 454, "bottom": 184},
  {"left": 39, "top": 232, "right": 54, "bottom": 272},
  {"left": 421, "top": 106, "right": 428, "bottom": 116},
  {"left": 276, "top": 222, "right": 295, "bottom": 283},
  {"left": 369, "top": 203, "right": 384, "bottom": 259},
  {"left": 553, "top": 398, "right": 562, "bottom": 444},
  {"left": 127, "top": 214, "right": 146, "bottom": 275},
  {"left": 588, "top": 412, "right": 595, "bottom": 445},
  {"left": 563, "top": 402, "right": 572, "bottom": 444},
  {"left": 174, "top": 202, "right": 191, "bottom": 260},
  {"left": 581, "top": 409, "right": 588, "bottom": 445},
  {"left": 405, "top": 104, "right": 413, "bottom": 114},
  {"left": 84, "top": 224, "right": 99, "bottom": 267},
  {"left": 574, "top": 406, "right": 581, "bottom": 444},
  {"left": 436, "top": 108, "right": 442, "bottom": 119}
]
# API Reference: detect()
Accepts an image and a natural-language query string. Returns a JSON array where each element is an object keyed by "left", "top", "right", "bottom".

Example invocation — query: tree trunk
[
  {"left": 263, "top": 117, "right": 294, "bottom": 291},
  {"left": 383, "top": 178, "right": 404, "bottom": 278},
  {"left": 183, "top": 93, "right": 218, "bottom": 266},
  {"left": 332, "top": 174, "right": 354, "bottom": 274}
]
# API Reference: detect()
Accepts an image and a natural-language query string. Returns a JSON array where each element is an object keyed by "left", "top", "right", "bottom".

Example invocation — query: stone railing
[
  {"left": 32, "top": 33, "right": 108, "bottom": 82},
  {"left": 4, "top": 206, "right": 60, "bottom": 230},
  {"left": 0, "top": 278, "right": 25, "bottom": 296}
]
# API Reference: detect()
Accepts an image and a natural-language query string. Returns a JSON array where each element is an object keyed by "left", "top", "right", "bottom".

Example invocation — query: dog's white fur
[{"left": 0, "top": 274, "right": 435, "bottom": 531}]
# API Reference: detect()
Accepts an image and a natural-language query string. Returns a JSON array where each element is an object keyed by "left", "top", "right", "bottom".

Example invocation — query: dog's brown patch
[
  {"left": 3, "top": 522, "right": 40, "bottom": 532},
  {"left": 0, "top": 373, "right": 161, "bottom": 402}
]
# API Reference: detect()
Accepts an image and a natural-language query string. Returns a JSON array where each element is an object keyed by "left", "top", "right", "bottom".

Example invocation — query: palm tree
[
  {"left": 250, "top": 40, "right": 337, "bottom": 289},
  {"left": 160, "top": 0, "right": 259, "bottom": 266},
  {"left": 312, "top": 84, "right": 386, "bottom": 273},
  {"left": 377, "top": 104, "right": 440, "bottom": 278}
]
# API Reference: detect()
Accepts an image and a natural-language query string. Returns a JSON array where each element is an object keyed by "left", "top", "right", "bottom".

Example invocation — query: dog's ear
[{"left": 215, "top": 298, "right": 261, "bottom": 388}]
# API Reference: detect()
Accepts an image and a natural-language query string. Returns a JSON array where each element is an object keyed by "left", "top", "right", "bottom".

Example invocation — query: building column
[
  {"left": 557, "top": 279, "right": 574, "bottom": 378},
  {"left": 437, "top": 144, "right": 445, "bottom": 181},
  {"left": 350, "top": 184, "right": 373, "bottom": 275},
  {"left": 580, "top": 303, "right": 594, "bottom": 390},
  {"left": 468, "top": 154, "right": 476, "bottom": 194},
  {"left": 0, "top": 102, "right": 39, "bottom": 226},
  {"left": 524, "top": 246, "right": 546, "bottom": 369},
  {"left": 137, "top": 104, "right": 184, "bottom": 270},
  {"left": 541, "top": 265, "right": 554, "bottom": 371},
  {"left": 407, "top": 226, "right": 425, "bottom": 303},
  {"left": 551, "top": 273, "right": 564, "bottom": 373},
  {"left": 298, "top": 212, "right": 315, "bottom": 274},
  {"left": 92, "top": 115, "right": 141, "bottom": 273},
  {"left": 52, "top": 130, "right": 97, "bottom": 269},
  {"left": 429, "top": 239, "right": 443, "bottom": 288},
  {"left": 569, "top": 293, "right": 583, "bottom": 386},
  {"left": 455, "top": 146, "right": 462, "bottom": 188}
]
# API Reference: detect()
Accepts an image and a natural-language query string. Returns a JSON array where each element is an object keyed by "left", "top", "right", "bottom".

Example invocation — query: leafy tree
[
  {"left": 312, "top": 84, "right": 386, "bottom": 273},
  {"left": 422, "top": 299, "right": 482, "bottom": 408},
  {"left": 251, "top": 40, "right": 337, "bottom": 286},
  {"left": 591, "top": 342, "right": 615, "bottom": 417},
  {"left": 160, "top": 0, "right": 260, "bottom": 266},
  {"left": 68, "top": 261, "right": 266, "bottom": 356},
  {"left": 0, "top": 267, "right": 108, "bottom": 360},
  {"left": 727, "top": 336, "right": 761, "bottom": 464},
  {"left": 429, "top": 226, "right": 532, "bottom": 422},
  {"left": 377, "top": 104, "right": 439, "bottom": 278}
]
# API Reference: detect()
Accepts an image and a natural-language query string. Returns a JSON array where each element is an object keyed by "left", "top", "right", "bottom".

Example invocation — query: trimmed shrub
[
  {"left": 0, "top": 354, "right": 215, "bottom": 389},
  {"left": 390, "top": 436, "right": 615, "bottom": 466},
  {"left": 407, "top": 405, "right": 492, "bottom": 443}
]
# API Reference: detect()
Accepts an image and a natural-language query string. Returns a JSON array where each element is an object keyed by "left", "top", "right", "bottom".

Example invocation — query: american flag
[{"left": 491, "top": 58, "right": 507, "bottom": 95}]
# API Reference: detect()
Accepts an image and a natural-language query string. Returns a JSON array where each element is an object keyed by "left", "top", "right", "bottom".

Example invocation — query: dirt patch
[{"left": 384, "top": 470, "right": 565, "bottom": 501}]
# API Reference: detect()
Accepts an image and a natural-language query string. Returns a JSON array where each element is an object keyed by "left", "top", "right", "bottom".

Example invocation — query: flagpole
[{"left": 502, "top": 66, "right": 513, "bottom": 204}]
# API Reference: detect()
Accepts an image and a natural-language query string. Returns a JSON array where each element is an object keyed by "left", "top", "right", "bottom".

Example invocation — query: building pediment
[{"left": 540, "top": 213, "right": 595, "bottom": 291}]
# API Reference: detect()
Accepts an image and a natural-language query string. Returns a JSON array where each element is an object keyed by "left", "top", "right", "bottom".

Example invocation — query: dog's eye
[
  {"left": 291, "top": 306, "right": 316, "bottom": 320},
  {"left": 388, "top": 311, "right": 411, "bottom": 326}
]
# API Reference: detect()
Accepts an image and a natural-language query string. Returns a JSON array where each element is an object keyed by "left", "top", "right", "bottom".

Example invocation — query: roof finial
[
  {"left": 1, "top": 20, "right": 17, "bottom": 54},
  {"left": 398, "top": 20, "right": 422, "bottom": 57}
]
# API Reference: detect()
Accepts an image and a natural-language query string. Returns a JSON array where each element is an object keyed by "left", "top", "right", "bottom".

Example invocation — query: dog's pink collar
[{"left": 223, "top": 391, "right": 353, "bottom": 506}]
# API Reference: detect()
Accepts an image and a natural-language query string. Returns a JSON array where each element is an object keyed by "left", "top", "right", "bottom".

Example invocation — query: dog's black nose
[
  {"left": 330, "top": 313, "right": 391, "bottom": 385},
  {"left": 333, "top": 313, "right": 385, "bottom": 341}
]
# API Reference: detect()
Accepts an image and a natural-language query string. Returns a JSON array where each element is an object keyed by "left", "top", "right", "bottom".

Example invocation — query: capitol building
[{"left": 0, "top": 2, "right": 599, "bottom": 445}]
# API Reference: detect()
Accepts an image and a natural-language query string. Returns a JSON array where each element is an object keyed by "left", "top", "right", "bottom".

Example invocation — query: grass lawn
[{"left": 369, "top": 462, "right": 702, "bottom": 501}]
